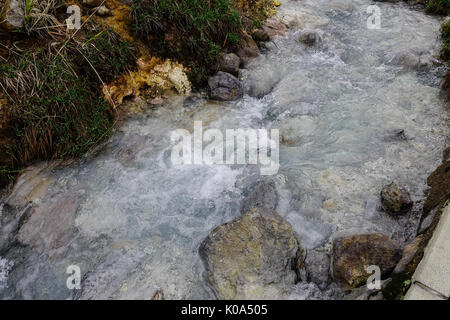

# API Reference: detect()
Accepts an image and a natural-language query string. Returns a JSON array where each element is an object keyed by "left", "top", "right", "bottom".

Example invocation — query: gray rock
[
  {"left": 18, "top": 193, "right": 80, "bottom": 258},
  {"left": 380, "top": 182, "right": 413, "bottom": 215},
  {"left": 382, "top": 129, "right": 407, "bottom": 142},
  {"left": 0, "top": 0, "right": 24, "bottom": 31},
  {"left": 208, "top": 72, "right": 243, "bottom": 101},
  {"left": 218, "top": 53, "right": 240, "bottom": 76},
  {"left": 199, "top": 207, "right": 302, "bottom": 299},
  {"left": 240, "top": 178, "right": 279, "bottom": 213},
  {"left": 304, "top": 251, "right": 331, "bottom": 290},
  {"left": 418, "top": 206, "right": 439, "bottom": 234},
  {"left": 246, "top": 64, "right": 286, "bottom": 98}
]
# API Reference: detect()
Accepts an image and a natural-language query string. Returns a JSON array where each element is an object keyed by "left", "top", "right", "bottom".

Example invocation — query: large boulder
[
  {"left": 199, "top": 207, "right": 302, "bottom": 299},
  {"left": 380, "top": 182, "right": 413, "bottom": 215},
  {"left": 208, "top": 72, "right": 243, "bottom": 101},
  {"left": 332, "top": 233, "right": 402, "bottom": 290}
]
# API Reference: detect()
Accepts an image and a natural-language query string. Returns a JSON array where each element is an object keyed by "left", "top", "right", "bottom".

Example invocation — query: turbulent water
[{"left": 0, "top": 0, "right": 448, "bottom": 299}]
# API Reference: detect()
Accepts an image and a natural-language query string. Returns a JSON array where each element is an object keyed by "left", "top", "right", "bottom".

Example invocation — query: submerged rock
[
  {"left": 298, "top": 30, "right": 322, "bottom": 46},
  {"left": 382, "top": 129, "right": 407, "bottom": 142},
  {"left": 208, "top": 72, "right": 243, "bottom": 101},
  {"left": 280, "top": 10, "right": 330, "bottom": 29},
  {"left": 380, "top": 182, "right": 413, "bottom": 215},
  {"left": 18, "top": 193, "right": 80, "bottom": 258},
  {"left": 245, "top": 64, "right": 286, "bottom": 98},
  {"left": 218, "top": 53, "right": 240, "bottom": 76},
  {"left": 332, "top": 233, "right": 402, "bottom": 290},
  {"left": 304, "top": 251, "right": 331, "bottom": 290},
  {"left": 390, "top": 51, "right": 420, "bottom": 70},
  {"left": 199, "top": 207, "right": 302, "bottom": 299}
]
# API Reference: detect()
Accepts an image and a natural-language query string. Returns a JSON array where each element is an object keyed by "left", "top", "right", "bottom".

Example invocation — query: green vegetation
[
  {"left": 234, "top": 0, "right": 276, "bottom": 30},
  {"left": 131, "top": 0, "right": 242, "bottom": 85},
  {"left": 425, "top": 0, "right": 450, "bottom": 16},
  {"left": 0, "top": 27, "right": 136, "bottom": 184}
]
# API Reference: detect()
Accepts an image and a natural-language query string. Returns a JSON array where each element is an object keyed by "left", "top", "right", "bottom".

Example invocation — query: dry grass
[{"left": 0, "top": 2, "right": 136, "bottom": 185}]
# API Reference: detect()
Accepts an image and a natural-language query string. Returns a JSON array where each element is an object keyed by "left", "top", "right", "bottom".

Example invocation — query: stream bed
[{"left": 0, "top": 0, "right": 448, "bottom": 299}]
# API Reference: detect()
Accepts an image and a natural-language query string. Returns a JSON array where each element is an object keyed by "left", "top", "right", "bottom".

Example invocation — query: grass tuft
[{"left": 131, "top": 0, "right": 242, "bottom": 86}]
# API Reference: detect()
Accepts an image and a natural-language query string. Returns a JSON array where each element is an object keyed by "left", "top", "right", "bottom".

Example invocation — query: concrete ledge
[
  {"left": 405, "top": 205, "right": 450, "bottom": 300},
  {"left": 405, "top": 283, "right": 445, "bottom": 300}
]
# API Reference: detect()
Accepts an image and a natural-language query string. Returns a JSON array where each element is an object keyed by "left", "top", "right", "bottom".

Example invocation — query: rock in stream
[{"left": 199, "top": 207, "right": 303, "bottom": 299}]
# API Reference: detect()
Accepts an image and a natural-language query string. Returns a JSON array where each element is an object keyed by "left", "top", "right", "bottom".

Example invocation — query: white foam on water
[{"left": 0, "top": 257, "right": 13, "bottom": 290}]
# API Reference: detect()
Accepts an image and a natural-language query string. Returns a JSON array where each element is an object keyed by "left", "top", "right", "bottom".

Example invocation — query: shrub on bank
[{"left": 131, "top": 0, "right": 242, "bottom": 86}]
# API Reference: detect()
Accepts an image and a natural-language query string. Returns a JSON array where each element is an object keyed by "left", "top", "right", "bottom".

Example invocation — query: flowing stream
[{"left": 0, "top": 0, "right": 448, "bottom": 299}]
